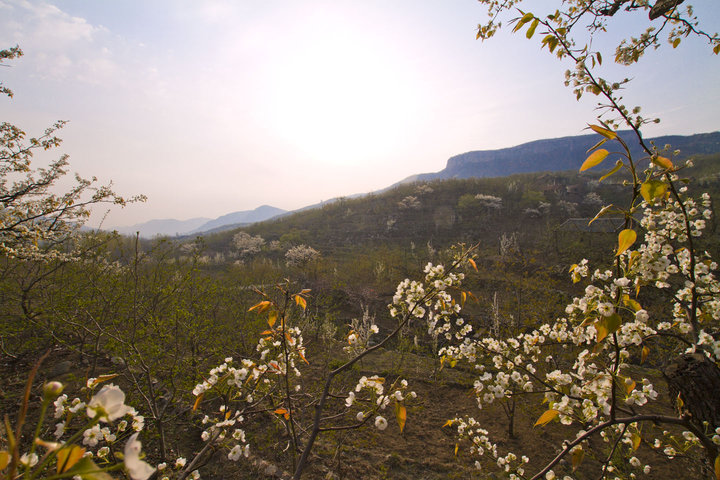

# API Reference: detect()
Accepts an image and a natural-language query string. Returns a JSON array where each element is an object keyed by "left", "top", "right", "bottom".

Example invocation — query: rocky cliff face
[{"left": 401, "top": 131, "right": 720, "bottom": 184}]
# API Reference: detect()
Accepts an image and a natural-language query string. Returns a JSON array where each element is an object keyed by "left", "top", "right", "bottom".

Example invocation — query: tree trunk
[{"left": 664, "top": 353, "right": 720, "bottom": 431}]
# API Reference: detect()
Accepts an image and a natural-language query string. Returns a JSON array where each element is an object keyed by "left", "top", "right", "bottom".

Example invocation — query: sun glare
[{"left": 265, "top": 24, "right": 420, "bottom": 165}]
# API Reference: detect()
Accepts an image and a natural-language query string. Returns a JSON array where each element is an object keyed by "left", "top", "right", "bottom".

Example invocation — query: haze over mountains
[
  {"left": 117, "top": 130, "right": 720, "bottom": 238},
  {"left": 114, "top": 205, "right": 287, "bottom": 238}
]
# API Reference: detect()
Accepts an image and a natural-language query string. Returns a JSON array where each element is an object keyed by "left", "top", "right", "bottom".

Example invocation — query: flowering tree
[
  {"left": 401, "top": 1, "right": 720, "bottom": 477},
  {"left": 435, "top": 143, "right": 720, "bottom": 477},
  {"left": 0, "top": 47, "right": 144, "bottom": 262},
  {"left": 232, "top": 232, "right": 265, "bottom": 258},
  {"left": 284, "top": 244, "right": 320, "bottom": 268}
]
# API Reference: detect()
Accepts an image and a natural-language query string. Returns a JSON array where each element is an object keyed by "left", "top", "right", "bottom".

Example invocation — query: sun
[{"left": 264, "top": 24, "right": 420, "bottom": 166}]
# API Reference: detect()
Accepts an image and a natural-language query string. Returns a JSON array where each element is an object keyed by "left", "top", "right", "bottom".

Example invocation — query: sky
[{"left": 1, "top": 0, "right": 719, "bottom": 228}]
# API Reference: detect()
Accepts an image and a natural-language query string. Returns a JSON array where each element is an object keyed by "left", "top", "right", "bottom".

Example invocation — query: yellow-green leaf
[
  {"left": 641, "top": 345, "right": 649, "bottom": 364},
  {"left": 395, "top": 403, "right": 407, "bottom": 434},
  {"left": 526, "top": 18, "right": 539, "bottom": 39},
  {"left": 513, "top": 12, "right": 535, "bottom": 33},
  {"left": 596, "top": 314, "right": 621, "bottom": 342},
  {"left": 547, "top": 35, "right": 558, "bottom": 52},
  {"left": 248, "top": 300, "right": 271, "bottom": 313},
  {"left": 596, "top": 51, "right": 603, "bottom": 65},
  {"left": 600, "top": 160, "right": 624, "bottom": 181},
  {"left": 589, "top": 124, "right": 617, "bottom": 140},
  {"left": 652, "top": 156, "right": 673, "bottom": 170},
  {"left": 625, "top": 379, "right": 637, "bottom": 395},
  {"left": 587, "top": 137, "right": 608, "bottom": 153},
  {"left": 571, "top": 446, "right": 584, "bottom": 471},
  {"left": 454, "top": 443, "right": 459, "bottom": 456},
  {"left": 714, "top": 454, "right": 720, "bottom": 480},
  {"left": 588, "top": 204, "right": 615, "bottom": 225},
  {"left": 0, "top": 451, "right": 9, "bottom": 470},
  {"left": 65, "top": 457, "right": 113, "bottom": 480},
  {"left": 622, "top": 294, "right": 641, "bottom": 312},
  {"left": 467, "top": 258, "right": 477, "bottom": 271},
  {"left": 628, "top": 251, "right": 641, "bottom": 270},
  {"left": 294, "top": 295, "right": 307, "bottom": 311},
  {"left": 443, "top": 419, "right": 454, "bottom": 428},
  {"left": 57, "top": 446, "right": 87, "bottom": 474},
  {"left": 673, "top": 38, "right": 681, "bottom": 48},
  {"left": 268, "top": 311, "right": 277, "bottom": 328},
  {"left": 616, "top": 229, "right": 637, "bottom": 256},
  {"left": 580, "top": 149, "right": 609, "bottom": 171},
  {"left": 714, "top": 44, "right": 720, "bottom": 55},
  {"left": 534, "top": 409, "right": 559, "bottom": 427},
  {"left": 607, "top": 313, "right": 622, "bottom": 334},
  {"left": 596, "top": 319, "right": 609, "bottom": 343},
  {"left": 640, "top": 180, "right": 667, "bottom": 203},
  {"left": 632, "top": 433, "right": 642, "bottom": 451}
]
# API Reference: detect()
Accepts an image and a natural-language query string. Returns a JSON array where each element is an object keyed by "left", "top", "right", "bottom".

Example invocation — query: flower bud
[{"left": 43, "top": 381, "right": 64, "bottom": 399}]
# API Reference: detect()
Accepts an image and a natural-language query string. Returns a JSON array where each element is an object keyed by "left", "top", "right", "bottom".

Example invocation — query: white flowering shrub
[
  {"left": 475, "top": 193, "right": 503, "bottom": 210},
  {"left": 232, "top": 232, "right": 265, "bottom": 257},
  {"left": 397, "top": 195, "right": 421, "bottom": 210},
  {"left": 285, "top": 244, "right": 320, "bottom": 268}
]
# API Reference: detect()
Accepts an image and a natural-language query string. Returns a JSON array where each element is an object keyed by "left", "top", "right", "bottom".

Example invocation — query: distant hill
[
  {"left": 114, "top": 217, "right": 211, "bottom": 238},
  {"left": 397, "top": 131, "right": 720, "bottom": 184},
  {"left": 114, "top": 205, "right": 286, "bottom": 238},
  {"left": 189, "top": 205, "right": 287, "bottom": 234}
]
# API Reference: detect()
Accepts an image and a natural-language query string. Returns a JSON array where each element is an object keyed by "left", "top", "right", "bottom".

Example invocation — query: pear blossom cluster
[
  {"left": 192, "top": 348, "right": 298, "bottom": 463},
  {"left": 348, "top": 376, "right": 416, "bottom": 431},
  {"left": 631, "top": 189, "right": 720, "bottom": 354},
  {"left": 449, "top": 416, "right": 529, "bottom": 477},
  {"left": 389, "top": 261, "right": 471, "bottom": 347},
  {"left": 53, "top": 383, "right": 147, "bottom": 454},
  {"left": 432, "top": 181, "right": 720, "bottom": 476},
  {"left": 15, "top": 380, "right": 157, "bottom": 480}
]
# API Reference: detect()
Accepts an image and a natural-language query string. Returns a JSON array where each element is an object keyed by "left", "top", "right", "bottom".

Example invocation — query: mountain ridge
[{"left": 397, "top": 130, "right": 720, "bottom": 184}]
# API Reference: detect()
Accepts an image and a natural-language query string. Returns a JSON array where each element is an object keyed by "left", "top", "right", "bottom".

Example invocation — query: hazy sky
[{"left": 2, "top": 0, "right": 719, "bottom": 227}]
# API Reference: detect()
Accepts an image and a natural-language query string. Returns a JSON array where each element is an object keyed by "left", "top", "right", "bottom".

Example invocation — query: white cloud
[{"left": 0, "top": 0, "right": 114, "bottom": 82}]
